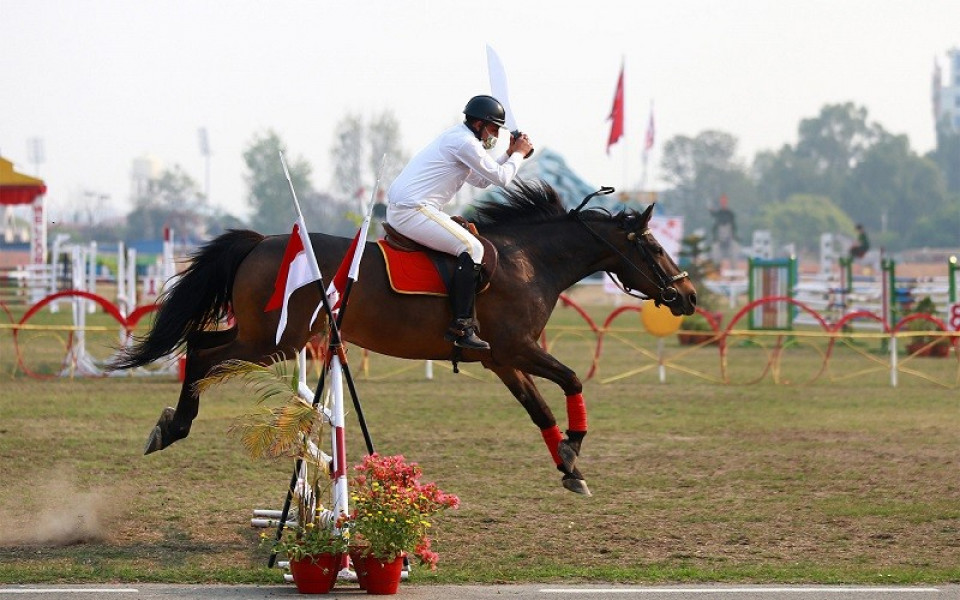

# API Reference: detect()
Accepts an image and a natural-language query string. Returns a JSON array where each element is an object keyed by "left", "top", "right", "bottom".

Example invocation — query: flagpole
[
  {"left": 269, "top": 150, "right": 355, "bottom": 568},
  {"left": 279, "top": 151, "right": 322, "bottom": 281},
  {"left": 331, "top": 154, "right": 386, "bottom": 456},
  {"left": 621, "top": 57, "right": 629, "bottom": 195},
  {"left": 640, "top": 100, "right": 654, "bottom": 194},
  {"left": 336, "top": 154, "right": 385, "bottom": 330}
]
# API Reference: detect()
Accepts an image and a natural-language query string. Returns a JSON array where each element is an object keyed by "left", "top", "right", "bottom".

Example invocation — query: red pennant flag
[
  {"left": 264, "top": 222, "right": 319, "bottom": 344},
  {"left": 265, "top": 223, "right": 305, "bottom": 312},
  {"left": 325, "top": 228, "right": 363, "bottom": 314},
  {"left": 606, "top": 64, "right": 624, "bottom": 154},
  {"left": 643, "top": 104, "right": 655, "bottom": 155}
]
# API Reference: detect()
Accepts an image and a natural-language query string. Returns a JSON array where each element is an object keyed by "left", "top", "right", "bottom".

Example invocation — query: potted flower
[
  {"left": 900, "top": 296, "right": 952, "bottom": 358},
  {"left": 345, "top": 453, "right": 459, "bottom": 595},
  {"left": 197, "top": 356, "right": 346, "bottom": 594},
  {"left": 268, "top": 505, "right": 348, "bottom": 594},
  {"left": 677, "top": 309, "right": 723, "bottom": 346},
  {"left": 676, "top": 234, "right": 724, "bottom": 346}
]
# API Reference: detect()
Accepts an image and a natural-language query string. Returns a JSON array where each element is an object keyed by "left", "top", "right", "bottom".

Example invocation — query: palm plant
[
  {"left": 196, "top": 356, "right": 342, "bottom": 558},
  {"left": 195, "top": 355, "right": 322, "bottom": 460}
]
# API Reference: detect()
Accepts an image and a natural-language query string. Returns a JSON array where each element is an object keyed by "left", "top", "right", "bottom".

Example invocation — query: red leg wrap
[
  {"left": 566, "top": 392, "right": 588, "bottom": 432},
  {"left": 541, "top": 426, "right": 564, "bottom": 466}
]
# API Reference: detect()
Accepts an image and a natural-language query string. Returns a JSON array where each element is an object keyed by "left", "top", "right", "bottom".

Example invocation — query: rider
[
  {"left": 849, "top": 223, "right": 870, "bottom": 260},
  {"left": 386, "top": 95, "right": 534, "bottom": 350}
]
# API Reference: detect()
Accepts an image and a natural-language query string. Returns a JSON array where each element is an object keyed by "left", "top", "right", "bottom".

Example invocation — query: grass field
[{"left": 0, "top": 299, "right": 958, "bottom": 585}]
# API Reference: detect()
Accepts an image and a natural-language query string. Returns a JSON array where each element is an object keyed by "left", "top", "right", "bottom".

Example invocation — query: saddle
[{"left": 380, "top": 219, "right": 498, "bottom": 295}]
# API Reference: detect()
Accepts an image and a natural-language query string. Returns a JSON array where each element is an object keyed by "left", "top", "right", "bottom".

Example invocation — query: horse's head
[{"left": 573, "top": 199, "right": 697, "bottom": 316}]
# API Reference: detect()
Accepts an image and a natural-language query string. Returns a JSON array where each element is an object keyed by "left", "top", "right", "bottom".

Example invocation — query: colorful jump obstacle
[
  {"left": 746, "top": 256, "right": 797, "bottom": 330},
  {"left": 248, "top": 153, "right": 404, "bottom": 587}
]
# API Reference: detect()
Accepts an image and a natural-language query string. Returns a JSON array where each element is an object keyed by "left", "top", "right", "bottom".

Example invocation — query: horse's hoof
[
  {"left": 144, "top": 407, "right": 175, "bottom": 455},
  {"left": 558, "top": 440, "right": 579, "bottom": 472},
  {"left": 562, "top": 476, "right": 592, "bottom": 496},
  {"left": 144, "top": 426, "right": 163, "bottom": 455}
]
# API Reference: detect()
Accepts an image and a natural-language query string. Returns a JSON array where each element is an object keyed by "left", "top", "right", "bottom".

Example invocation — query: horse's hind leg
[
  {"left": 144, "top": 328, "right": 241, "bottom": 454},
  {"left": 488, "top": 364, "right": 591, "bottom": 496}
]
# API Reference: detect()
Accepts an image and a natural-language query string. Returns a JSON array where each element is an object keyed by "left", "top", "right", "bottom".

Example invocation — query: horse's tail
[{"left": 109, "top": 229, "right": 265, "bottom": 370}]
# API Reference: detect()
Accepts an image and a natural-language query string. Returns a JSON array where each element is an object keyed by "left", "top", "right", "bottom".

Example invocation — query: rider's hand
[{"left": 509, "top": 133, "right": 534, "bottom": 158}]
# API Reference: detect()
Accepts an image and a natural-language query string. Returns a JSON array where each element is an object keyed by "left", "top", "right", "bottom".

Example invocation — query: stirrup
[
  {"left": 444, "top": 319, "right": 490, "bottom": 350},
  {"left": 454, "top": 330, "right": 490, "bottom": 350}
]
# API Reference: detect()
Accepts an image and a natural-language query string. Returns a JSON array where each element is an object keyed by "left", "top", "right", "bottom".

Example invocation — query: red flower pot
[
  {"left": 349, "top": 548, "right": 369, "bottom": 590},
  {"left": 289, "top": 553, "right": 341, "bottom": 594},
  {"left": 362, "top": 554, "right": 404, "bottom": 595}
]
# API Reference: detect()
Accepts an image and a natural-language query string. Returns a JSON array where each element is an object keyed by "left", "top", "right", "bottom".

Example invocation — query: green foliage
[
  {"left": 243, "top": 130, "right": 313, "bottom": 234},
  {"left": 900, "top": 296, "right": 952, "bottom": 353},
  {"left": 658, "top": 130, "right": 758, "bottom": 233},
  {"left": 127, "top": 165, "right": 208, "bottom": 240},
  {"left": 678, "top": 233, "right": 720, "bottom": 312},
  {"left": 267, "top": 511, "right": 348, "bottom": 561},
  {"left": 330, "top": 114, "right": 365, "bottom": 200},
  {"left": 755, "top": 194, "right": 856, "bottom": 254},
  {"left": 930, "top": 118, "right": 960, "bottom": 193},
  {"left": 750, "top": 102, "right": 954, "bottom": 251},
  {"left": 196, "top": 357, "right": 319, "bottom": 461},
  {"left": 347, "top": 454, "right": 458, "bottom": 568},
  {"left": 329, "top": 110, "right": 408, "bottom": 203},
  {"left": 2, "top": 365, "right": 958, "bottom": 584}
]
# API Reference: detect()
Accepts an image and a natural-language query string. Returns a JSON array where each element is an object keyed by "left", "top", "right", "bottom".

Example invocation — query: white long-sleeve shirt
[{"left": 387, "top": 123, "right": 524, "bottom": 209}]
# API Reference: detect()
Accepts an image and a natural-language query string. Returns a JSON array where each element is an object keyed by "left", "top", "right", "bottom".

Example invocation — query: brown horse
[{"left": 111, "top": 181, "right": 696, "bottom": 495}]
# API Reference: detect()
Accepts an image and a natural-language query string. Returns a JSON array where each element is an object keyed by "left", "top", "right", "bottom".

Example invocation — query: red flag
[
  {"left": 606, "top": 64, "right": 624, "bottom": 154},
  {"left": 325, "top": 228, "right": 363, "bottom": 314},
  {"left": 264, "top": 222, "right": 319, "bottom": 344}
]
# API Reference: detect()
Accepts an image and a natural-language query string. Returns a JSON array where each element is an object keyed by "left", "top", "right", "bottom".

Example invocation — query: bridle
[{"left": 570, "top": 187, "right": 689, "bottom": 306}]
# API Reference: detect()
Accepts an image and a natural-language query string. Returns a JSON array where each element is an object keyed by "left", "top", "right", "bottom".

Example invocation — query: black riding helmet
[{"left": 463, "top": 95, "right": 506, "bottom": 128}]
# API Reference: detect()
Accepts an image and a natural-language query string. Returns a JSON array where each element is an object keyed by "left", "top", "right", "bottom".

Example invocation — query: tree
[
  {"left": 329, "top": 111, "right": 409, "bottom": 209},
  {"left": 842, "top": 132, "right": 949, "bottom": 250},
  {"left": 755, "top": 103, "right": 881, "bottom": 204},
  {"left": 658, "top": 130, "right": 758, "bottom": 233},
  {"left": 126, "top": 164, "right": 208, "bottom": 241},
  {"left": 243, "top": 130, "right": 313, "bottom": 234},
  {"left": 754, "top": 194, "right": 855, "bottom": 255},
  {"left": 368, "top": 112, "right": 407, "bottom": 190},
  {"left": 752, "top": 145, "right": 819, "bottom": 205},
  {"left": 330, "top": 114, "right": 365, "bottom": 203},
  {"left": 752, "top": 102, "right": 959, "bottom": 251},
  {"left": 929, "top": 119, "right": 960, "bottom": 193}
]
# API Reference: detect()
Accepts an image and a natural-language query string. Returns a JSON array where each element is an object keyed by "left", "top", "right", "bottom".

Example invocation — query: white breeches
[{"left": 386, "top": 203, "right": 484, "bottom": 263}]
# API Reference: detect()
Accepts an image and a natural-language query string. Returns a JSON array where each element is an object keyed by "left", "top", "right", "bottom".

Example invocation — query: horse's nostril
[{"left": 690, "top": 293, "right": 698, "bottom": 307}]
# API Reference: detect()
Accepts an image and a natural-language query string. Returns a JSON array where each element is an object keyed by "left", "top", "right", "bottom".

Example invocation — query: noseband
[
  {"left": 570, "top": 188, "right": 688, "bottom": 306},
  {"left": 617, "top": 227, "right": 689, "bottom": 305}
]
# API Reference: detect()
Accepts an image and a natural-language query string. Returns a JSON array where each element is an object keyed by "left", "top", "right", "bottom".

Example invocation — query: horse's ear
[{"left": 640, "top": 203, "right": 655, "bottom": 225}]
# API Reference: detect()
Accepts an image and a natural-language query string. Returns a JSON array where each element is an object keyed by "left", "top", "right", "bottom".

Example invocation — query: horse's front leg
[
  {"left": 487, "top": 364, "right": 591, "bottom": 496},
  {"left": 509, "top": 347, "right": 590, "bottom": 479}
]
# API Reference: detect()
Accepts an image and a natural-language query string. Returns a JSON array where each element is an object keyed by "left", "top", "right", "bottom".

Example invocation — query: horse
[{"left": 110, "top": 180, "right": 697, "bottom": 495}]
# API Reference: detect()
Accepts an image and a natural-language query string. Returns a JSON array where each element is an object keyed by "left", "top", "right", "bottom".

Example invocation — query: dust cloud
[{"left": 0, "top": 466, "right": 123, "bottom": 546}]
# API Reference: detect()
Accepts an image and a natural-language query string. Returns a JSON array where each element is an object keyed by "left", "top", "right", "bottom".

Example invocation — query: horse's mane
[
  {"left": 472, "top": 180, "right": 568, "bottom": 229},
  {"left": 472, "top": 179, "right": 638, "bottom": 231}
]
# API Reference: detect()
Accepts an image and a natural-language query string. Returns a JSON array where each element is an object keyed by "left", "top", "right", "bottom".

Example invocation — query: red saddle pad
[{"left": 377, "top": 240, "right": 448, "bottom": 296}]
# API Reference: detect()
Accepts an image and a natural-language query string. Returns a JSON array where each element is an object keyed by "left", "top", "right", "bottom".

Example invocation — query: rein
[{"left": 570, "top": 188, "right": 688, "bottom": 306}]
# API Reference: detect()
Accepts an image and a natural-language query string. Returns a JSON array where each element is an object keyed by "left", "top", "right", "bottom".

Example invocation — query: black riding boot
[{"left": 444, "top": 252, "right": 490, "bottom": 350}]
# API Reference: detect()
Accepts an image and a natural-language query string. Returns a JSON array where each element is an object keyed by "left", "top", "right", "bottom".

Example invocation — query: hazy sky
[{"left": 2, "top": 0, "right": 958, "bottom": 223}]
